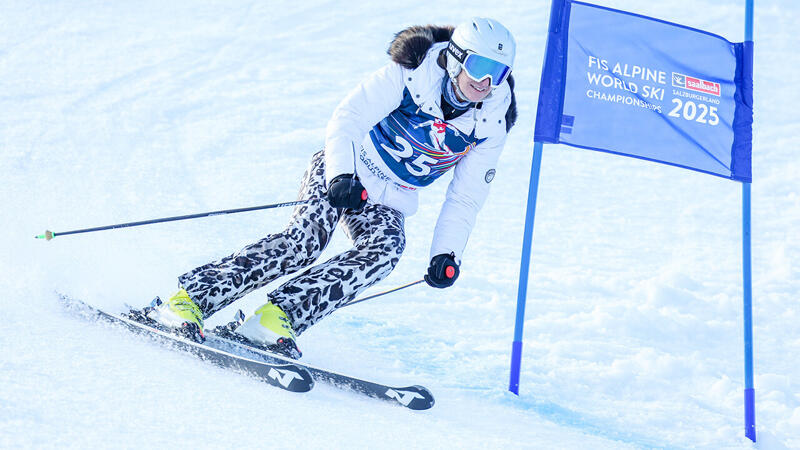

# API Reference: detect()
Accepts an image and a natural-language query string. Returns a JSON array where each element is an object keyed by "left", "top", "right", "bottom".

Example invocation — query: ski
[
  {"left": 205, "top": 323, "right": 435, "bottom": 410},
  {"left": 59, "top": 295, "right": 314, "bottom": 393},
  {"left": 59, "top": 294, "right": 433, "bottom": 409}
]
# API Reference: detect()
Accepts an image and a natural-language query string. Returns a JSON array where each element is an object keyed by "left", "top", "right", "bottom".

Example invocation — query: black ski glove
[
  {"left": 424, "top": 253, "right": 460, "bottom": 289},
  {"left": 327, "top": 174, "right": 368, "bottom": 210}
]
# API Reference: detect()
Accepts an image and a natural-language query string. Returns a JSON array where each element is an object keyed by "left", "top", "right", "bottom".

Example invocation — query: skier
[{"left": 142, "top": 18, "right": 518, "bottom": 358}]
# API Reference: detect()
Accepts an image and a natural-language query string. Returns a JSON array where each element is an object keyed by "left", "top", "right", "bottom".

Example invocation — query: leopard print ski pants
[{"left": 177, "top": 150, "right": 405, "bottom": 335}]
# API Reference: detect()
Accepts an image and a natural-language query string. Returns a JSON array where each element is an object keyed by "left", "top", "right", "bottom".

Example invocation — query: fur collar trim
[{"left": 388, "top": 25, "right": 454, "bottom": 70}]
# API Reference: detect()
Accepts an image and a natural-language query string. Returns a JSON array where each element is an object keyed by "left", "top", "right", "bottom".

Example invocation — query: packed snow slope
[{"left": 1, "top": 1, "right": 798, "bottom": 448}]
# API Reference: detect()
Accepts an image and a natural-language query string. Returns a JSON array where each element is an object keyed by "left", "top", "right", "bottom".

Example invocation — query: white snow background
[{"left": 1, "top": 0, "right": 798, "bottom": 448}]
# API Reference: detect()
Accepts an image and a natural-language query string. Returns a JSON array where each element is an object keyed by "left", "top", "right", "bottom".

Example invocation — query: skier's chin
[
  {"left": 456, "top": 74, "right": 491, "bottom": 102},
  {"left": 464, "top": 86, "right": 490, "bottom": 102}
]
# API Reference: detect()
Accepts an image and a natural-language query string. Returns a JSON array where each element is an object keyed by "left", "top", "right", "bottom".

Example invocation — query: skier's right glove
[
  {"left": 424, "top": 253, "right": 460, "bottom": 289},
  {"left": 327, "top": 174, "right": 368, "bottom": 210}
]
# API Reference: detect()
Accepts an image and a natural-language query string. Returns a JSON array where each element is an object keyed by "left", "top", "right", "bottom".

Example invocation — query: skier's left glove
[
  {"left": 424, "top": 253, "right": 460, "bottom": 289},
  {"left": 327, "top": 174, "right": 368, "bottom": 210}
]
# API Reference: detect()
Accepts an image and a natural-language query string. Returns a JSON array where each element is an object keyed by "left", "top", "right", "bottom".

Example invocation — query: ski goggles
[{"left": 447, "top": 41, "right": 511, "bottom": 87}]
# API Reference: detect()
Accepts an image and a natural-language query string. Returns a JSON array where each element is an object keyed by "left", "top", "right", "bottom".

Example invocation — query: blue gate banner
[{"left": 535, "top": 0, "right": 753, "bottom": 182}]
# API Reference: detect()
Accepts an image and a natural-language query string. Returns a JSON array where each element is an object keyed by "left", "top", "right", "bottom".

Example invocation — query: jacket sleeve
[
  {"left": 324, "top": 62, "right": 406, "bottom": 185},
  {"left": 429, "top": 132, "right": 507, "bottom": 261}
]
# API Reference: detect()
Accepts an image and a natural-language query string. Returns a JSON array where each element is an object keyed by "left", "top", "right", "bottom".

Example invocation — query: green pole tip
[{"left": 35, "top": 231, "right": 54, "bottom": 241}]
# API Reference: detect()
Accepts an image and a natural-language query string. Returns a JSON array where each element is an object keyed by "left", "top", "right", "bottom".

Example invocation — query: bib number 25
[{"left": 382, "top": 136, "right": 436, "bottom": 176}]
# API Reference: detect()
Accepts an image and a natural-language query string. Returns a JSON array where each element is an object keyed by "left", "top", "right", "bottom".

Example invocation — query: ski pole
[
  {"left": 342, "top": 279, "right": 425, "bottom": 308},
  {"left": 35, "top": 199, "right": 311, "bottom": 241}
]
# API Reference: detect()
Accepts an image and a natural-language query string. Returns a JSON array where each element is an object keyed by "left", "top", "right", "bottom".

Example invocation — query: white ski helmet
[{"left": 446, "top": 17, "right": 516, "bottom": 87}]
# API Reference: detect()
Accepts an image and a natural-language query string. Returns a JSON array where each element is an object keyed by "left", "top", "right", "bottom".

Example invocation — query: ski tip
[
  {"left": 386, "top": 385, "right": 435, "bottom": 410},
  {"left": 408, "top": 385, "right": 435, "bottom": 410}
]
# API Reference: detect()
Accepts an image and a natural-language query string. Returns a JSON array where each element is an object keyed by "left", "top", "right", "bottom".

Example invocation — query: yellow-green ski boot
[
  {"left": 235, "top": 302, "right": 301, "bottom": 359},
  {"left": 148, "top": 288, "right": 205, "bottom": 342}
]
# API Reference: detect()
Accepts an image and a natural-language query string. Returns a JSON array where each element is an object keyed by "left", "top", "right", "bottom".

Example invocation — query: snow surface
[{"left": 2, "top": 0, "right": 798, "bottom": 448}]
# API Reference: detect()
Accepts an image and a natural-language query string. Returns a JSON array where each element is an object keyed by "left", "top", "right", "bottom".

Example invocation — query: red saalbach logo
[{"left": 672, "top": 72, "right": 721, "bottom": 96}]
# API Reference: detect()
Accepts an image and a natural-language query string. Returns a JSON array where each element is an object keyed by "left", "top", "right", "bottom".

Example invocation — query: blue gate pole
[
  {"left": 743, "top": 0, "right": 755, "bottom": 443},
  {"left": 743, "top": 183, "right": 755, "bottom": 442},
  {"left": 509, "top": 141, "right": 544, "bottom": 394}
]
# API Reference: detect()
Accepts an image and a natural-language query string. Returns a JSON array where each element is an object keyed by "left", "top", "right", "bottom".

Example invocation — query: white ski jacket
[{"left": 324, "top": 41, "right": 513, "bottom": 261}]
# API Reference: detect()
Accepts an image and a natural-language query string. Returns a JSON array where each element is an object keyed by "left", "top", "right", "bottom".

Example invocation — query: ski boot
[
  {"left": 214, "top": 303, "right": 301, "bottom": 359},
  {"left": 134, "top": 288, "right": 205, "bottom": 342}
]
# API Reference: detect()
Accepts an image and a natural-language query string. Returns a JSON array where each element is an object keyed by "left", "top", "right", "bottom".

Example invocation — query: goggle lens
[{"left": 462, "top": 53, "right": 511, "bottom": 87}]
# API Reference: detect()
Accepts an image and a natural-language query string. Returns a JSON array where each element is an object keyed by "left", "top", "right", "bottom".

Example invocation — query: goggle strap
[{"left": 447, "top": 41, "right": 467, "bottom": 64}]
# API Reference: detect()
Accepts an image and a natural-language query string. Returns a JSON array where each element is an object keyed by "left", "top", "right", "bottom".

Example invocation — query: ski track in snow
[{"left": 1, "top": 1, "right": 798, "bottom": 448}]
